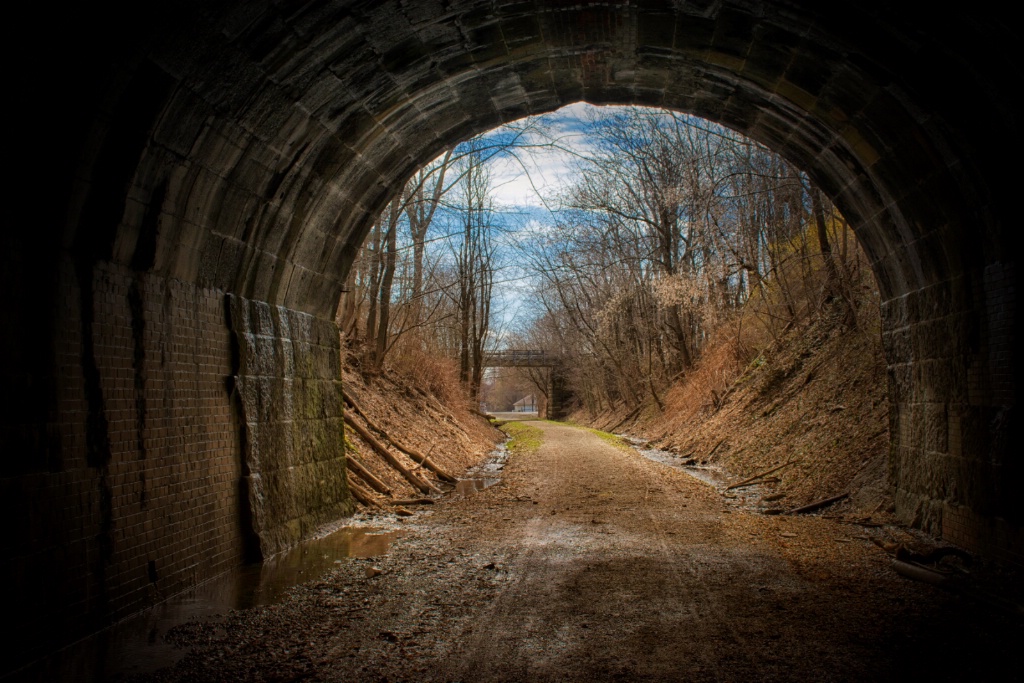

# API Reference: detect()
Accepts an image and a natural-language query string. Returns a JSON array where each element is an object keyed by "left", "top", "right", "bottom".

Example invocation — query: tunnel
[{"left": 2, "top": 0, "right": 1019, "bottom": 671}]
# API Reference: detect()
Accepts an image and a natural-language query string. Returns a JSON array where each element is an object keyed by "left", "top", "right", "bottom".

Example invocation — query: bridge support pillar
[{"left": 545, "top": 368, "right": 572, "bottom": 420}]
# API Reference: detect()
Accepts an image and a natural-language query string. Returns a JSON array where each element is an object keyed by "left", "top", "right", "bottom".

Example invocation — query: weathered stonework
[
  {"left": 0, "top": 264, "right": 351, "bottom": 673},
  {"left": 547, "top": 369, "right": 573, "bottom": 421},
  {"left": 2, "top": 0, "right": 1020, "bottom": 672},
  {"left": 883, "top": 262, "right": 1019, "bottom": 566},
  {"left": 227, "top": 294, "right": 352, "bottom": 558}
]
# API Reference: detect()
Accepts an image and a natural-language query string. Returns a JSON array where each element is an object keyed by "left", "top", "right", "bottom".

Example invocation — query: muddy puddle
[
  {"left": 456, "top": 477, "right": 501, "bottom": 494},
  {"left": 233, "top": 526, "right": 405, "bottom": 607},
  {"left": 21, "top": 526, "right": 403, "bottom": 681},
  {"left": 621, "top": 436, "right": 727, "bottom": 484},
  {"left": 620, "top": 436, "right": 777, "bottom": 510},
  {"left": 455, "top": 441, "right": 508, "bottom": 496}
]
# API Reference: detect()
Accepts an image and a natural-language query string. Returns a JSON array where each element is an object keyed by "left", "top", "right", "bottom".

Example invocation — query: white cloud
[
  {"left": 486, "top": 103, "right": 609, "bottom": 209},
  {"left": 488, "top": 142, "right": 574, "bottom": 209}
]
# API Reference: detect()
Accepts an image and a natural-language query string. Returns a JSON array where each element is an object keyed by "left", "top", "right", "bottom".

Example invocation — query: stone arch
[
  {"left": 49, "top": 4, "right": 1002, "bottom": 313},
  {"left": 3, "top": 0, "right": 1019, "bottom": 667}
]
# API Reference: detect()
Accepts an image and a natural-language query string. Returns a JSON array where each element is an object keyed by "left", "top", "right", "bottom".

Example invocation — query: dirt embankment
[
  {"left": 340, "top": 364, "right": 503, "bottom": 507},
  {"left": 578, "top": 302, "right": 892, "bottom": 516}
]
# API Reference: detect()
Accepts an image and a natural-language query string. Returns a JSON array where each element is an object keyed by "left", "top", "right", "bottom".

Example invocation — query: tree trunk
[
  {"left": 344, "top": 413, "right": 439, "bottom": 494},
  {"left": 373, "top": 200, "right": 400, "bottom": 369},
  {"left": 812, "top": 188, "right": 857, "bottom": 328},
  {"left": 345, "top": 452, "right": 392, "bottom": 495},
  {"left": 343, "top": 390, "right": 458, "bottom": 483}
]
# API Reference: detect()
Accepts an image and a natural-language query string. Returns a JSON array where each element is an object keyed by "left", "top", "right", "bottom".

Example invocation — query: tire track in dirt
[
  {"left": 449, "top": 421, "right": 769, "bottom": 681},
  {"left": 590, "top": 425, "right": 772, "bottom": 681},
  {"left": 131, "top": 421, "right": 1023, "bottom": 683},
  {"left": 615, "top": 439, "right": 736, "bottom": 681}
]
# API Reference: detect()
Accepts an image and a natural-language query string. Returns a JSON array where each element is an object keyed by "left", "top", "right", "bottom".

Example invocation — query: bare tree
[
  {"left": 517, "top": 106, "right": 859, "bottom": 414},
  {"left": 450, "top": 140, "right": 496, "bottom": 401}
]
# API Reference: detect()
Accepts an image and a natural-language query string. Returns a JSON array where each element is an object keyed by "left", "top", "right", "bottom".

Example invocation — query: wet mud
[
  {"left": 454, "top": 441, "right": 508, "bottom": 496},
  {"left": 18, "top": 526, "right": 404, "bottom": 681},
  {"left": 31, "top": 422, "right": 1024, "bottom": 682},
  {"left": 623, "top": 436, "right": 779, "bottom": 512}
]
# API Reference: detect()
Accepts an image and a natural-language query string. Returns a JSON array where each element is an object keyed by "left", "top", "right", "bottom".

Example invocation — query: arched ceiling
[
  {"left": 0, "top": 1, "right": 1017, "bottom": 621},
  {"left": 44, "top": 1, "right": 1017, "bottom": 319}
]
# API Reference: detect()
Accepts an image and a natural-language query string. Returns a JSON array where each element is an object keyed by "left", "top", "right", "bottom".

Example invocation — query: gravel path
[{"left": 130, "top": 421, "right": 1021, "bottom": 682}]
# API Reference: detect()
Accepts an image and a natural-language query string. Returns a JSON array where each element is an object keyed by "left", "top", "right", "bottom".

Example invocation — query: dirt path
[{"left": 136, "top": 422, "right": 1021, "bottom": 682}]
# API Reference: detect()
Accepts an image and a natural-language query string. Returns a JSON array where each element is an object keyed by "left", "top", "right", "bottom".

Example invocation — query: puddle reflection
[
  {"left": 455, "top": 442, "right": 508, "bottom": 496},
  {"left": 620, "top": 435, "right": 729, "bottom": 487},
  {"left": 20, "top": 526, "right": 403, "bottom": 681},
  {"left": 456, "top": 478, "right": 501, "bottom": 495}
]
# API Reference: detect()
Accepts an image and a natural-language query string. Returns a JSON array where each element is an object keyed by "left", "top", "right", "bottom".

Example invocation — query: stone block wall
[
  {"left": 226, "top": 294, "right": 352, "bottom": 558},
  {"left": 546, "top": 369, "right": 573, "bottom": 421},
  {"left": 883, "top": 262, "right": 1020, "bottom": 566}
]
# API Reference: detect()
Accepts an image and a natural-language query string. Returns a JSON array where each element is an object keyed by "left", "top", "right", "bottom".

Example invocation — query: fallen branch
[
  {"left": 707, "top": 438, "right": 727, "bottom": 458},
  {"left": 835, "top": 517, "right": 883, "bottom": 528},
  {"left": 347, "top": 479, "right": 381, "bottom": 508},
  {"left": 343, "top": 390, "right": 458, "bottom": 483},
  {"left": 346, "top": 453, "right": 392, "bottom": 495},
  {"left": 897, "top": 545, "right": 973, "bottom": 566},
  {"left": 609, "top": 403, "right": 643, "bottom": 433},
  {"left": 786, "top": 492, "right": 849, "bottom": 515},
  {"left": 344, "top": 413, "right": 439, "bottom": 495},
  {"left": 341, "top": 389, "right": 381, "bottom": 424},
  {"left": 392, "top": 498, "right": 435, "bottom": 506},
  {"left": 892, "top": 557, "right": 1022, "bottom": 616},
  {"left": 725, "top": 460, "right": 795, "bottom": 490},
  {"left": 390, "top": 438, "right": 458, "bottom": 483},
  {"left": 419, "top": 396, "right": 471, "bottom": 439},
  {"left": 892, "top": 559, "right": 947, "bottom": 586}
]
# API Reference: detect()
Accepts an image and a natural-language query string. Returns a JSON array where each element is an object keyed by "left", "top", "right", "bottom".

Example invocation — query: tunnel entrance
[
  {"left": 3, "top": 2, "right": 1019, "bottom": 675},
  {"left": 335, "top": 102, "right": 876, "bottom": 431}
]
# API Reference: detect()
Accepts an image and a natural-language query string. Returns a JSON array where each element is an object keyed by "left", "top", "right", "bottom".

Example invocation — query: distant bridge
[
  {"left": 482, "top": 349, "right": 560, "bottom": 368},
  {"left": 481, "top": 349, "right": 571, "bottom": 419}
]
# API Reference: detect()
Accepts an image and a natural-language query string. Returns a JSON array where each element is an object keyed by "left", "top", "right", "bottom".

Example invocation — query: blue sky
[{"left": 446, "top": 102, "right": 630, "bottom": 340}]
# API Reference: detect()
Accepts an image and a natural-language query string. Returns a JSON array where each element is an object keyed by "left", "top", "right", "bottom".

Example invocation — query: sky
[
  {"left": 401, "top": 103, "right": 737, "bottom": 347},
  {"left": 431, "top": 102, "right": 608, "bottom": 340},
  {"left": 447, "top": 102, "right": 667, "bottom": 342},
  {"left": 485, "top": 102, "right": 596, "bottom": 211},
  {"left": 385, "top": 102, "right": 835, "bottom": 357}
]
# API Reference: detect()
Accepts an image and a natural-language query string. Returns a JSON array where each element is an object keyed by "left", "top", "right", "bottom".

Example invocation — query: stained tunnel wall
[
  {"left": 2, "top": 0, "right": 1021, "bottom": 671},
  {"left": 2, "top": 260, "right": 250, "bottom": 668}
]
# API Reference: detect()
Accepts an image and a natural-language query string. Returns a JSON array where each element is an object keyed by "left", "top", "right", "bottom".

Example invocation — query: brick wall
[
  {"left": 943, "top": 503, "right": 1024, "bottom": 567},
  {"left": 1, "top": 262, "right": 351, "bottom": 674},
  {"left": 1, "top": 261, "right": 249, "bottom": 672}
]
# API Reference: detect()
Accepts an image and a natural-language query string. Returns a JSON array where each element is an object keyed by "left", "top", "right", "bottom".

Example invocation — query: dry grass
[
  {"left": 340, "top": 339, "right": 503, "bottom": 506},
  {"left": 389, "top": 346, "right": 467, "bottom": 411},
  {"left": 657, "top": 325, "right": 757, "bottom": 432},
  {"left": 598, "top": 296, "right": 891, "bottom": 514},
  {"left": 574, "top": 234, "right": 891, "bottom": 514}
]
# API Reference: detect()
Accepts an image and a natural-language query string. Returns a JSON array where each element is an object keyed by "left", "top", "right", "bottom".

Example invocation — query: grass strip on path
[
  {"left": 549, "top": 420, "right": 631, "bottom": 451},
  {"left": 500, "top": 421, "right": 544, "bottom": 456}
]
